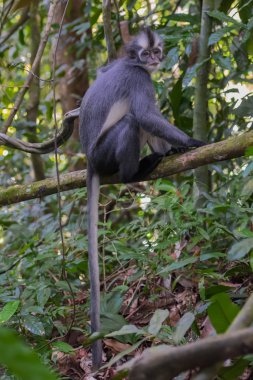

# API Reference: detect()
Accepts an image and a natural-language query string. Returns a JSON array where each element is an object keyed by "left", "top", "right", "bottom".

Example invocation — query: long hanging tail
[{"left": 87, "top": 164, "right": 102, "bottom": 369}]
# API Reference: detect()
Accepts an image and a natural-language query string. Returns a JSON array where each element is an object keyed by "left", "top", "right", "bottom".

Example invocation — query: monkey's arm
[{"left": 131, "top": 88, "right": 203, "bottom": 148}]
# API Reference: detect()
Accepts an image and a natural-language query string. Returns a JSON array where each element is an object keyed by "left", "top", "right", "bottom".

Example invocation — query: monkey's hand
[
  {"left": 165, "top": 146, "right": 188, "bottom": 156},
  {"left": 165, "top": 140, "right": 206, "bottom": 156}
]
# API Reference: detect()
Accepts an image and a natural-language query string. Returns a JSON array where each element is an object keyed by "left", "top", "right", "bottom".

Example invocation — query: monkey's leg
[
  {"left": 116, "top": 115, "right": 141, "bottom": 182},
  {"left": 91, "top": 115, "right": 141, "bottom": 182},
  {"left": 92, "top": 116, "right": 164, "bottom": 183},
  {"left": 116, "top": 115, "right": 168, "bottom": 182}
]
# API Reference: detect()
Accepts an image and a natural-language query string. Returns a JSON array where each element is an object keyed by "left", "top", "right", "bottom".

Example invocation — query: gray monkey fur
[{"left": 79, "top": 28, "right": 205, "bottom": 369}]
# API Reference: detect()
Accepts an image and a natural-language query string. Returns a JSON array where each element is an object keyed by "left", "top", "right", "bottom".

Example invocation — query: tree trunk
[
  {"left": 26, "top": 0, "right": 45, "bottom": 181},
  {"left": 193, "top": 0, "right": 214, "bottom": 206}
]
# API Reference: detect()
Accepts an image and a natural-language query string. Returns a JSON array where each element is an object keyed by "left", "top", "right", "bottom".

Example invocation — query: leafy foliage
[{"left": 0, "top": 0, "right": 253, "bottom": 379}]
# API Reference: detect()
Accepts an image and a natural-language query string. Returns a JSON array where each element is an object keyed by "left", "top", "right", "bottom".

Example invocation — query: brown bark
[
  {"left": 127, "top": 328, "right": 253, "bottom": 380},
  {"left": 0, "top": 132, "right": 253, "bottom": 206}
]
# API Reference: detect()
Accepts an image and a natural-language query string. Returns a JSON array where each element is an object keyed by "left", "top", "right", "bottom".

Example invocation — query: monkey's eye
[
  {"left": 141, "top": 50, "right": 150, "bottom": 58},
  {"left": 153, "top": 48, "right": 161, "bottom": 55}
]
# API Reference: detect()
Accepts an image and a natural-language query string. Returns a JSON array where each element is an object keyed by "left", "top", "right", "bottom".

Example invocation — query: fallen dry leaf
[{"left": 104, "top": 338, "right": 133, "bottom": 354}]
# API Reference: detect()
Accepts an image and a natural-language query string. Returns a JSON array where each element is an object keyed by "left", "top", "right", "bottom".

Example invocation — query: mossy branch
[{"left": 1, "top": 132, "right": 253, "bottom": 206}]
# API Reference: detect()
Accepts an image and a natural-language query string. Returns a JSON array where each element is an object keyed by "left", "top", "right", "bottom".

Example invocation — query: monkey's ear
[{"left": 125, "top": 45, "right": 137, "bottom": 59}]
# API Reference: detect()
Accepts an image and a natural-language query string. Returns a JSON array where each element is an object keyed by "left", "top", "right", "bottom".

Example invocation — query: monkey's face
[
  {"left": 139, "top": 47, "right": 163, "bottom": 72},
  {"left": 126, "top": 28, "right": 164, "bottom": 73}
]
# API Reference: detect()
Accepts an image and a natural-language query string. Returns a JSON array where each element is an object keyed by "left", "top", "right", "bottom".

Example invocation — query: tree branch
[
  {"left": 0, "top": 108, "right": 79, "bottom": 154},
  {"left": 2, "top": 0, "right": 60, "bottom": 134},
  {"left": 0, "top": 132, "right": 253, "bottom": 206},
  {"left": 126, "top": 328, "right": 253, "bottom": 380}
]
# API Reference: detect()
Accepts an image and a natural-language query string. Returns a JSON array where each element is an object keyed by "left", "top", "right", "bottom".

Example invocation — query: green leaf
[
  {"left": 245, "top": 147, "right": 253, "bottom": 157},
  {"left": 182, "top": 58, "right": 209, "bottom": 87},
  {"left": 167, "top": 13, "right": 198, "bottom": 23},
  {"left": 219, "top": 358, "right": 249, "bottom": 379},
  {"left": 101, "top": 288, "right": 126, "bottom": 314},
  {"left": 173, "top": 312, "right": 195, "bottom": 343},
  {"left": 200, "top": 252, "right": 225, "bottom": 261},
  {"left": 160, "top": 257, "right": 198, "bottom": 274},
  {"left": 101, "top": 313, "right": 126, "bottom": 333},
  {"left": 52, "top": 342, "right": 75, "bottom": 354},
  {"left": 228, "top": 238, "right": 253, "bottom": 260},
  {"left": 239, "top": 0, "right": 253, "bottom": 23},
  {"left": 106, "top": 324, "right": 144, "bottom": 337},
  {"left": 213, "top": 53, "right": 232, "bottom": 70},
  {"left": 22, "top": 315, "right": 45, "bottom": 336},
  {"left": 208, "top": 26, "right": 233, "bottom": 45},
  {"left": 232, "top": 96, "right": 253, "bottom": 117},
  {"left": 165, "top": 47, "right": 179, "bottom": 70},
  {"left": 37, "top": 287, "right": 51, "bottom": 307},
  {"left": 198, "top": 278, "right": 205, "bottom": 301},
  {"left": 219, "top": 0, "right": 234, "bottom": 13},
  {"left": 241, "top": 178, "right": 253, "bottom": 199},
  {"left": 0, "top": 301, "right": 20, "bottom": 324},
  {"left": 242, "top": 161, "right": 253, "bottom": 176},
  {"left": 0, "top": 328, "right": 58, "bottom": 380},
  {"left": 169, "top": 78, "right": 182, "bottom": 124},
  {"left": 205, "top": 286, "right": 233, "bottom": 299},
  {"left": 182, "top": 64, "right": 198, "bottom": 87},
  {"left": 207, "top": 10, "right": 242, "bottom": 26},
  {"left": 208, "top": 293, "right": 240, "bottom": 333},
  {"left": 148, "top": 309, "right": 169, "bottom": 336}
]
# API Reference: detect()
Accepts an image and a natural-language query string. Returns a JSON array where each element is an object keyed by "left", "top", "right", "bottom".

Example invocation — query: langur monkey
[{"left": 79, "top": 27, "right": 205, "bottom": 368}]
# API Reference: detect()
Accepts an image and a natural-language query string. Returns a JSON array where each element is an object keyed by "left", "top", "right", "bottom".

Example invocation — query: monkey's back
[{"left": 79, "top": 59, "right": 154, "bottom": 157}]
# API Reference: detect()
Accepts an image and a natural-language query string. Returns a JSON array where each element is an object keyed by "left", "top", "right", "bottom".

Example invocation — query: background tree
[{"left": 0, "top": 0, "right": 253, "bottom": 379}]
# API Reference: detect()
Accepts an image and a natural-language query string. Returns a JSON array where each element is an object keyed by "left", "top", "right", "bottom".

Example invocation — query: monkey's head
[{"left": 126, "top": 27, "right": 164, "bottom": 73}]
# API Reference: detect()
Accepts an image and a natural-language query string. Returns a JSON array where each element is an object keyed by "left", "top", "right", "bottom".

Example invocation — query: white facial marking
[
  {"left": 154, "top": 33, "right": 161, "bottom": 47},
  {"left": 137, "top": 32, "right": 149, "bottom": 49}
]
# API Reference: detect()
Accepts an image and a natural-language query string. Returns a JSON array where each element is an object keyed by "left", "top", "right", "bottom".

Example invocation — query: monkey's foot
[{"left": 130, "top": 153, "right": 163, "bottom": 182}]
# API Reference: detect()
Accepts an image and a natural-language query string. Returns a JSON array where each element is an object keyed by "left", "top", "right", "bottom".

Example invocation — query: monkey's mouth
[{"left": 148, "top": 63, "right": 160, "bottom": 71}]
